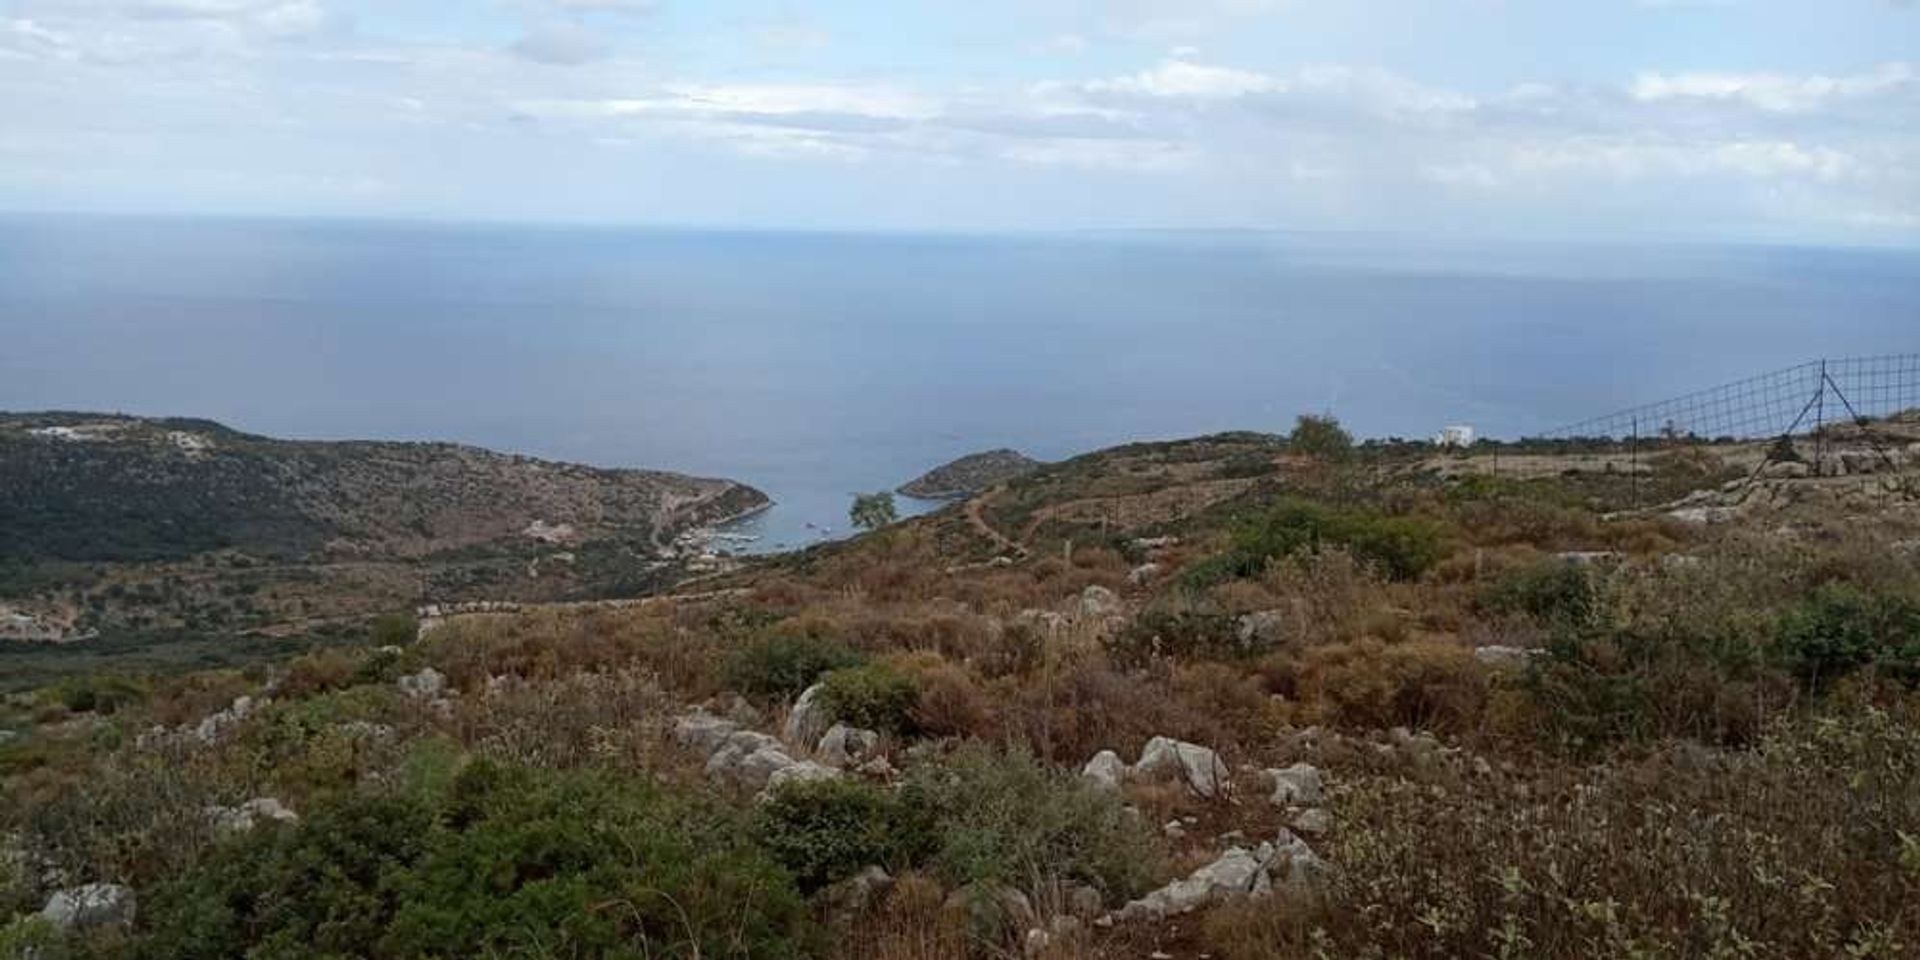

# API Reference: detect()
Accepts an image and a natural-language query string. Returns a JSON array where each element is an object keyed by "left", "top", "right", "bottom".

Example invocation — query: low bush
[
  {"left": 1107, "top": 610, "right": 1245, "bottom": 666},
  {"left": 1190, "top": 499, "right": 1448, "bottom": 587},
  {"left": 1245, "top": 709, "right": 1920, "bottom": 959},
  {"left": 1479, "top": 559, "right": 1600, "bottom": 627},
  {"left": 44, "top": 675, "right": 146, "bottom": 716},
  {"left": 1774, "top": 585, "right": 1920, "bottom": 692},
  {"left": 905, "top": 744, "right": 1161, "bottom": 904},
  {"left": 1292, "top": 639, "right": 1489, "bottom": 733},
  {"left": 134, "top": 759, "right": 812, "bottom": 960},
  {"left": 752, "top": 778, "right": 933, "bottom": 893},
  {"left": 817, "top": 662, "right": 922, "bottom": 734},
  {"left": 1525, "top": 625, "right": 1791, "bottom": 752},
  {"left": 725, "top": 627, "right": 864, "bottom": 701}
]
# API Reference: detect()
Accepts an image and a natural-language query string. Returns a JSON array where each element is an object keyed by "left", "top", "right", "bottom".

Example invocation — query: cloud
[
  {"left": 1632, "top": 63, "right": 1914, "bottom": 111},
  {"left": 512, "top": 21, "right": 609, "bottom": 64},
  {"left": 0, "top": 19, "right": 75, "bottom": 61}
]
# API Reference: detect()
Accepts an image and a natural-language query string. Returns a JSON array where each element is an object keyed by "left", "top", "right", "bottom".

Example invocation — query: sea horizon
[{"left": 4, "top": 213, "right": 1916, "bottom": 550}]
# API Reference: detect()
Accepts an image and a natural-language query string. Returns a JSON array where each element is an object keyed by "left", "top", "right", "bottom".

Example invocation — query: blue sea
[{"left": 2, "top": 214, "right": 1916, "bottom": 551}]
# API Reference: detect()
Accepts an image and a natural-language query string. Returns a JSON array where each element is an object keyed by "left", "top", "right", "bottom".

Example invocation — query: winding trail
[{"left": 963, "top": 485, "right": 1028, "bottom": 558}]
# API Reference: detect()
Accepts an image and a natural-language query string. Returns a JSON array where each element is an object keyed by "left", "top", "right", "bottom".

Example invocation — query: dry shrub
[
  {"left": 839, "top": 872, "right": 970, "bottom": 960},
  {"left": 1301, "top": 708, "right": 1920, "bottom": 958},
  {"left": 907, "top": 656, "right": 997, "bottom": 739},
  {"left": 454, "top": 668, "right": 677, "bottom": 773},
  {"left": 994, "top": 655, "right": 1263, "bottom": 763},
  {"left": 1291, "top": 638, "right": 1489, "bottom": 733},
  {"left": 275, "top": 647, "right": 367, "bottom": 700},
  {"left": 141, "top": 670, "right": 255, "bottom": 728},
  {"left": 419, "top": 608, "right": 725, "bottom": 701}
]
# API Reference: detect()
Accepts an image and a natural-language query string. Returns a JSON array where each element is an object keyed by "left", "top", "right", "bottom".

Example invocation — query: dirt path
[{"left": 964, "top": 486, "right": 1028, "bottom": 558}]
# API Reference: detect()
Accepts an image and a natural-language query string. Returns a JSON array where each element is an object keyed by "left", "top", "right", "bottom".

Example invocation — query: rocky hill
[
  {"left": 0, "top": 413, "right": 765, "bottom": 563},
  {"left": 0, "top": 413, "right": 767, "bottom": 657},
  {"left": 897, "top": 448, "right": 1041, "bottom": 499}
]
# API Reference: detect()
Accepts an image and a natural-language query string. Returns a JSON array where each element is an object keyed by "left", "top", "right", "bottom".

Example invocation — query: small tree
[
  {"left": 1289, "top": 413, "right": 1353, "bottom": 461},
  {"left": 849, "top": 492, "right": 898, "bottom": 532}
]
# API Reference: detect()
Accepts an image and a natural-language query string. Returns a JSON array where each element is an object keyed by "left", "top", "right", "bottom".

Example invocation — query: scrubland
[{"left": 5, "top": 424, "right": 1919, "bottom": 959}]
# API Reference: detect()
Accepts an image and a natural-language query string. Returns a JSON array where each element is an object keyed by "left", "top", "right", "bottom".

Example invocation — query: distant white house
[{"left": 1435, "top": 425, "right": 1476, "bottom": 448}]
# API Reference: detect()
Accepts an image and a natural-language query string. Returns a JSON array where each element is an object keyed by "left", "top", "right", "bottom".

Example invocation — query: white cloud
[
  {"left": 0, "top": 19, "right": 75, "bottom": 60},
  {"left": 1507, "top": 138, "right": 1859, "bottom": 182},
  {"left": 1084, "top": 57, "right": 1280, "bottom": 98},
  {"left": 1632, "top": 63, "right": 1914, "bottom": 111}
]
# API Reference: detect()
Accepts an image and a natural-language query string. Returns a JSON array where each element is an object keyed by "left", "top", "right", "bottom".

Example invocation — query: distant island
[{"left": 898, "top": 448, "right": 1044, "bottom": 499}]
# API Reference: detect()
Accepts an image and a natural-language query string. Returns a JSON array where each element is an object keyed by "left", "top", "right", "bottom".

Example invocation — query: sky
[{"left": 1, "top": 0, "right": 1916, "bottom": 242}]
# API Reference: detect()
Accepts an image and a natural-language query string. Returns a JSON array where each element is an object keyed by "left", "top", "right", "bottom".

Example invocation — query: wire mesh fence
[{"left": 1539, "top": 354, "right": 1920, "bottom": 443}]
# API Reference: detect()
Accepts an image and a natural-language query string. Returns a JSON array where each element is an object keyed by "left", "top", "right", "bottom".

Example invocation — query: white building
[{"left": 1435, "top": 425, "right": 1475, "bottom": 448}]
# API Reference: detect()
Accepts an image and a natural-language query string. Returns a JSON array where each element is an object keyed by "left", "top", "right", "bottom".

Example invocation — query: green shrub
[
  {"left": 0, "top": 916, "right": 66, "bottom": 960},
  {"left": 1288, "top": 414, "right": 1353, "bottom": 462},
  {"left": 45, "top": 675, "right": 147, "bottom": 716},
  {"left": 135, "top": 759, "right": 812, "bottom": 960},
  {"left": 725, "top": 628, "right": 864, "bottom": 701},
  {"left": 1525, "top": 624, "right": 1790, "bottom": 753},
  {"left": 752, "top": 778, "right": 933, "bottom": 893},
  {"left": 1108, "top": 611, "right": 1246, "bottom": 666},
  {"left": 368, "top": 612, "right": 418, "bottom": 648},
  {"left": 905, "top": 745, "right": 1161, "bottom": 903},
  {"left": 817, "top": 662, "right": 921, "bottom": 734},
  {"left": 1480, "top": 560, "right": 1599, "bottom": 627},
  {"left": 1188, "top": 498, "right": 1447, "bottom": 586},
  {"left": 1775, "top": 586, "right": 1920, "bottom": 692}
]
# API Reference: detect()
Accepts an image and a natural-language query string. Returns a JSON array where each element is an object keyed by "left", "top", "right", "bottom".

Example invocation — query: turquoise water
[{"left": 2, "top": 215, "right": 1915, "bottom": 551}]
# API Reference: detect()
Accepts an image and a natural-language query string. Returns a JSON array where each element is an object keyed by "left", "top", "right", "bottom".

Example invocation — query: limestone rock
[
  {"left": 398, "top": 667, "right": 447, "bottom": 700},
  {"left": 1267, "top": 763, "right": 1323, "bottom": 807},
  {"left": 674, "top": 712, "right": 740, "bottom": 755},
  {"left": 764, "top": 759, "right": 842, "bottom": 793},
  {"left": 1236, "top": 610, "right": 1291, "bottom": 651},
  {"left": 821, "top": 866, "right": 893, "bottom": 926},
  {"left": 1128, "top": 563, "right": 1162, "bottom": 586},
  {"left": 1080, "top": 585, "right": 1123, "bottom": 617},
  {"left": 206, "top": 797, "right": 299, "bottom": 835},
  {"left": 193, "top": 696, "right": 258, "bottom": 744},
  {"left": 1289, "top": 808, "right": 1331, "bottom": 836},
  {"left": 1080, "top": 750, "right": 1128, "bottom": 792},
  {"left": 1473, "top": 645, "right": 1538, "bottom": 669},
  {"left": 1136, "top": 737, "right": 1230, "bottom": 798},
  {"left": 817, "top": 723, "right": 880, "bottom": 768},
  {"left": 705, "top": 730, "right": 794, "bottom": 790},
  {"left": 41, "top": 883, "right": 136, "bottom": 933},
  {"left": 784, "top": 683, "right": 834, "bottom": 747},
  {"left": 1117, "top": 847, "right": 1268, "bottom": 921}
]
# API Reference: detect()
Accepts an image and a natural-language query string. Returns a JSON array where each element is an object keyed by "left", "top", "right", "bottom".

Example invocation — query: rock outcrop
[
  {"left": 1135, "top": 736, "right": 1230, "bottom": 799},
  {"left": 42, "top": 883, "right": 137, "bottom": 933},
  {"left": 898, "top": 449, "right": 1042, "bottom": 499}
]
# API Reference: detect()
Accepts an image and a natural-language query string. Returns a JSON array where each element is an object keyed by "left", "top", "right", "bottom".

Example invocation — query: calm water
[{"left": 2, "top": 215, "right": 1916, "bottom": 551}]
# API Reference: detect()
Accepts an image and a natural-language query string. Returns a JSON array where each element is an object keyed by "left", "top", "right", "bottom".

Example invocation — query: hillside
[
  {"left": 898, "top": 448, "right": 1042, "bottom": 499},
  {"left": 0, "top": 413, "right": 766, "bottom": 669},
  {"left": 4, "top": 418, "right": 1920, "bottom": 959}
]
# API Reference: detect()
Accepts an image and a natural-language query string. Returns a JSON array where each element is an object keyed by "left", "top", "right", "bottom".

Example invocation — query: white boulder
[
  {"left": 41, "top": 883, "right": 136, "bottom": 933},
  {"left": 764, "top": 760, "right": 842, "bottom": 793},
  {"left": 1117, "top": 847, "right": 1268, "bottom": 921},
  {"left": 398, "top": 667, "right": 447, "bottom": 699},
  {"left": 1135, "top": 737, "right": 1230, "bottom": 798},
  {"left": 817, "top": 723, "right": 880, "bottom": 768},
  {"left": 1080, "top": 585, "right": 1123, "bottom": 617},
  {"left": 674, "top": 712, "right": 740, "bottom": 755},
  {"left": 206, "top": 797, "right": 299, "bottom": 835},
  {"left": 1080, "top": 750, "right": 1129, "bottom": 792},
  {"left": 1267, "top": 762, "right": 1323, "bottom": 807},
  {"left": 784, "top": 683, "right": 834, "bottom": 747}
]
